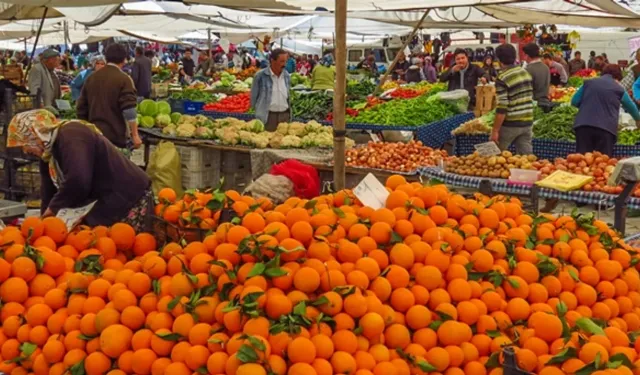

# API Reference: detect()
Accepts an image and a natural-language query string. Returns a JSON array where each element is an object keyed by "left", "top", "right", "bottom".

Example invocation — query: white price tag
[
  {"left": 55, "top": 100, "right": 72, "bottom": 111},
  {"left": 353, "top": 173, "right": 389, "bottom": 210},
  {"left": 368, "top": 131, "right": 381, "bottom": 143},
  {"left": 56, "top": 201, "right": 97, "bottom": 232},
  {"left": 474, "top": 141, "right": 502, "bottom": 157}
]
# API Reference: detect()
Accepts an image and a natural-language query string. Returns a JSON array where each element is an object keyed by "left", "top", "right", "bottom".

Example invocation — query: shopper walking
[
  {"left": 310, "top": 54, "right": 336, "bottom": 91},
  {"left": 490, "top": 44, "right": 535, "bottom": 155},
  {"left": 572, "top": 64, "right": 640, "bottom": 156},
  {"left": 523, "top": 43, "right": 551, "bottom": 109},
  {"left": 178, "top": 49, "right": 195, "bottom": 83},
  {"left": 439, "top": 48, "right": 489, "bottom": 108},
  {"left": 28, "top": 48, "right": 62, "bottom": 109},
  {"left": 77, "top": 43, "right": 141, "bottom": 153},
  {"left": 423, "top": 56, "right": 437, "bottom": 83},
  {"left": 7, "top": 109, "right": 151, "bottom": 231},
  {"left": 131, "top": 47, "right": 152, "bottom": 99},
  {"left": 70, "top": 55, "right": 105, "bottom": 101},
  {"left": 250, "top": 49, "right": 291, "bottom": 131}
]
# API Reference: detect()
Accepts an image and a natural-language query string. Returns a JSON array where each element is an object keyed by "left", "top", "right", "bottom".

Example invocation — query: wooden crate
[
  {"left": 1, "top": 64, "right": 23, "bottom": 85},
  {"left": 151, "top": 83, "right": 169, "bottom": 98},
  {"left": 474, "top": 85, "right": 496, "bottom": 117}
]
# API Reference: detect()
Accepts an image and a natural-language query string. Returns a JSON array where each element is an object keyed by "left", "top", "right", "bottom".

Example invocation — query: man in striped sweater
[{"left": 490, "top": 43, "right": 535, "bottom": 155}]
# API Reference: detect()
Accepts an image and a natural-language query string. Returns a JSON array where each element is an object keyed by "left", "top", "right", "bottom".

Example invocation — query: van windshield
[{"left": 387, "top": 48, "right": 401, "bottom": 62}]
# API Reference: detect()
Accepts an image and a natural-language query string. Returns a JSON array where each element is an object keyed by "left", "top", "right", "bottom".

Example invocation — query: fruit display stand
[{"left": 453, "top": 134, "right": 640, "bottom": 159}]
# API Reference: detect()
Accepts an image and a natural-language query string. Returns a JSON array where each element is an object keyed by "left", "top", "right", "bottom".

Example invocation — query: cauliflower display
[
  {"left": 345, "top": 138, "right": 355, "bottom": 149},
  {"left": 313, "top": 132, "right": 334, "bottom": 148},
  {"left": 155, "top": 114, "right": 171, "bottom": 128},
  {"left": 287, "top": 122, "right": 305, "bottom": 137},
  {"left": 178, "top": 115, "right": 196, "bottom": 125},
  {"left": 195, "top": 127, "right": 213, "bottom": 138},
  {"left": 269, "top": 133, "right": 284, "bottom": 148},
  {"left": 300, "top": 134, "right": 317, "bottom": 148},
  {"left": 302, "top": 121, "right": 323, "bottom": 135},
  {"left": 238, "top": 130, "right": 254, "bottom": 145},
  {"left": 216, "top": 128, "right": 239, "bottom": 145},
  {"left": 176, "top": 123, "right": 196, "bottom": 137},
  {"left": 280, "top": 135, "right": 302, "bottom": 148},
  {"left": 276, "top": 123, "right": 289, "bottom": 135},
  {"left": 250, "top": 132, "right": 272, "bottom": 148},
  {"left": 162, "top": 124, "right": 177, "bottom": 136}
]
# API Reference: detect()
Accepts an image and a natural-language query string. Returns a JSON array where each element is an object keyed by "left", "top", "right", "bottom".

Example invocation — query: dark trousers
[
  {"left": 575, "top": 126, "right": 615, "bottom": 157},
  {"left": 266, "top": 111, "right": 290, "bottom": 132}
]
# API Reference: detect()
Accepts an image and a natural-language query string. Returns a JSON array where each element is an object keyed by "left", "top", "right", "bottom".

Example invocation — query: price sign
[
  {"left": 56, "top": 201, "right": 97, "bottom": 232},
  {"left": 55, "top": 100, "right": 72, "bottom": 111},
  {"left": 474, "top": 141, "right": 501, "bottom": 157},
  {"left": 353, "top": 173, "right": 389, "bottom": 210},
  {"left": 367, "top": 131, "right": 381, "bottom": 142}
]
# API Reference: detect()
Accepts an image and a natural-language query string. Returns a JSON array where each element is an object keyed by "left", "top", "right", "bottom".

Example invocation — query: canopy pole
[
  {"left": 25, "top": 6, "right": 49, "bottom": 79},
  {"left": 373, "top": 9, "right": 430, "bottom": 95},
  {"left": 333, "top": 0, "right": 347, "bottom": 191},
  {"left": 207, "top": 17, "right": 212, "bottom": 60}
]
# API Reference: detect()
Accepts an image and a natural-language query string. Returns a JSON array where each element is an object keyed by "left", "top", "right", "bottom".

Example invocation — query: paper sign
[
  {"left": 368, "top": 131, "right": 381, "bottom": 143},
  {"left": 353, "top": 173, "right": 390, "bottom": 210},
  {"left": 219, "top": 39, "right": 230, "bottom": 54},
  {"left": 474, "top": 141, "right": 501, "bottom": 157},
  {"left": 55, "top": 100, "right": 72, "bottom": 111},
  {"left": 56, "top": 201, "right": 97, "bottom": 232}
]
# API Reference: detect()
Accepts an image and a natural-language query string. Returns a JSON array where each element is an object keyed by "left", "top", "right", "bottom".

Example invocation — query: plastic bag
[
  {"left": 434, "top": 89, "right": 470, "bottom": 113},
  {"left": 270, "top": 159, "right": 320, "bottom": 199},
  {"left": 147, "top": 141, "right": 183, "bottom": 197},
  {"left": 244, "top": 174, "right": 294, "bottom": 204},
  {"left": 536, "top": 170, "right": 592, "bottom": 192}
]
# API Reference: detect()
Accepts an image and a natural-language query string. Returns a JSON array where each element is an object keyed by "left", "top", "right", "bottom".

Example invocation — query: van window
[
  {"left": 348, "top": 49, "right": 363, "bottom": 63},
  {"left": 387, "top": 48, "right": 401, "bottom": 61},
  {"left": 365, "top": 48, "right": 387, "bottom": 63}
]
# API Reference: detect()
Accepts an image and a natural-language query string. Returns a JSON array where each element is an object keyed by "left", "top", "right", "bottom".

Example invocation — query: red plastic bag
[{"left": 270, "top": 159, "right": 321, "bottom": 199}]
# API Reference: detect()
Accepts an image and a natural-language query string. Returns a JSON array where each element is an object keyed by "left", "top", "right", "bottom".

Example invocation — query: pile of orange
[{"left": 1, "top": 174, "right": 640, "bottom": 375}]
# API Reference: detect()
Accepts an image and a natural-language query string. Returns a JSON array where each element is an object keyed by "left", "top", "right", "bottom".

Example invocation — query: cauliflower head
[
  {"left": 269, "top": 133, "right": 284, "bottom": 148},
  {"left": 162, "top": 124, "right": 177, "bottom": 136},
  {"left": 287, "top": 123, "right": 306, "bottom": 137},
  {"left": 303, "top": 121, "right": 323, "bottom": 135},
  {"left": 176, "top": 123, "right": 196, "bottom": 137},
  {"left": 280, "top": 135, "right": 302, "bottom": 148},
  {"left": 276, "top": 123, "right": 289, "bottom": 135}
]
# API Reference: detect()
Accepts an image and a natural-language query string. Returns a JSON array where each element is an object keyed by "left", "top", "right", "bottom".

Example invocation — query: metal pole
[
  {"left": 24, "top": 6, "right": 49, "bottom": 79},
  {"left": 373, "top": 9, "right": 430, "bottom": 95},
  {"left": 333, "top": 0, "right": 347, "bottom": 190}
]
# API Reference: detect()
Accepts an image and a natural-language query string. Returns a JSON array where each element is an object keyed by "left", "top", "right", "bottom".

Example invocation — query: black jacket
[{"left": 440, "top": 64, "right": 490, "bottom": 105}]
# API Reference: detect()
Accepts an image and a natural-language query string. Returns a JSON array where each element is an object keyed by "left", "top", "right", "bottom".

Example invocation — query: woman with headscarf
[
  {"left": 483, "top": 56, "right": 498, "bottom": 81},
  {"left": 70, "top": 55, "right": 105, "bottom": 101},
  {"left": 423, "top": 56, "right": 438, "bottom": 83},
  {"left": 7, "top": 109, "right": 152, "bottom": 231},
  {"left": 311, "top": 54, "right": 336, "bottom": 91}
]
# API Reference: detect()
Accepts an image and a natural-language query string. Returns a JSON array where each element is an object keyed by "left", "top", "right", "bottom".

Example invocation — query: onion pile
[
  {"left": 532, "top": 152, "right": 621, "bottom": 194},
  {"left": 345, "top": 140, "right": 447, "bottom": 172}
]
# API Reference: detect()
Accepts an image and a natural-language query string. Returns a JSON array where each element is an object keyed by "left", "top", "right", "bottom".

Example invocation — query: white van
[{"left": 345, "top": 38, "right": 406, "bottom": 68}]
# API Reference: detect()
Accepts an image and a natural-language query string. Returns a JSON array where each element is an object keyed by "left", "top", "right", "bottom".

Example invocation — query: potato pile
[{"left": 445, "top": 151, "right": 537, "bottom": 178}]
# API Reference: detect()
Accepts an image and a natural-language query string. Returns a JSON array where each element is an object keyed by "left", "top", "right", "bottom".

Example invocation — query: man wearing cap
[{"left": 28, "top": 48, "right": 61, "bottom": 108}]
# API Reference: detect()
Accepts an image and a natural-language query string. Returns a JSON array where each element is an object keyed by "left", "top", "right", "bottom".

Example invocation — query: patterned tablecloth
[{"left": 419, "top": 167, "right": 640, "bottom": 210}]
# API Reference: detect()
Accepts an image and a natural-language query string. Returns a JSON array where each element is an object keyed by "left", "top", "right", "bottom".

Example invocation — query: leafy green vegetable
[
  {"left": 139, "top": 99, "right": 158, "bottom": 117},
  {"left": 346, "top": 92, "right": 457, "bottom": 126}
]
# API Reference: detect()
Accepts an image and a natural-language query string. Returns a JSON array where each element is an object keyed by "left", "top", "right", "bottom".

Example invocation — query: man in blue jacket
[
  {"left": 250, "top": 49, "right": 291, "bottom": 131},
  {"left": 572, "top": 64, "right": 640, "bottom": 156}
]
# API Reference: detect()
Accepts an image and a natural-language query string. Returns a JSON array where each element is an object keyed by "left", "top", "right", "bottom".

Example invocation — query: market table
[
  {"left": 419, "top": 167, "right": 640, "bottom": 233},
  {"left": 453, "top": 134, "right": 640, "bottom": 159}
]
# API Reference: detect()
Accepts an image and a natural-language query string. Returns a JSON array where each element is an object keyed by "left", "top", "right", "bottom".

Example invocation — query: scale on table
[
  {"left": 609, "top": 157, "right": 640, "bottom": 234},
  {"left": 0, "top": 199, "right": 27, "bottom": 219}
]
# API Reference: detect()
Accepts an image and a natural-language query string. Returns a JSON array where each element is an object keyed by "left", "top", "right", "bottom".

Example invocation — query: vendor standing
[
  {"left": 77, "top": 43, "right": 141, "bottom": 152},
  {"left": 131, "top": 46, "right": 152, "bottom": 99},
  {"left": 311, "top": 54, "right": 336, "bottom": 91},
  {"left": 569, "top": 51, "right": 586, "bottom": 75},
  {"left": 178, "top": 49, "right": 195, "bottom": 83},
  {"left": 250, "top": 49, "right": 291, "bottom": 131},
  {"left": 543, "top": 54, "right": 568, "bottom": 86},
  {"left": 28, "top": 49, "right": 61, "bottom": 109},
  {"left": 490, "top": 44, "right": 535, "bottom": 155},
  {"left": 439, "top": 48, "right": 489, "bottom": 109},
  {"left": 571, "top": 64, "right": 640, "bottom": 156},
  {"left": 7, "top": 109, "right": 151, "bottom": 230}
]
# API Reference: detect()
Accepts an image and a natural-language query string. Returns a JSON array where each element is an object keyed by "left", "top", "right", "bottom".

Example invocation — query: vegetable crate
[
  {"left": 200, "top": 110, "right": 256, "bottom": 121},
  {"left": 168, "top": 98, "right": 184, "bottom": 113},
  {"left": 182, "top": 169, "right": 220, "bottom": 190},
  {"left": 151, "top": 83, "right": 169, "bottom": 99},
  {"left": 454, "top": 135, "right": 640, "bottom": 160},
  {"left": 474, "top": 85, "right": 496, "bottom": 117},
  {"left": 175, "top": 146, "right": 221, "bottom": 172},
  {"left": 183, "top": 100, "right": 205, "bottom": 115},
  {"left": 151, "top": 215, "right": 208, "bottom": 244}
]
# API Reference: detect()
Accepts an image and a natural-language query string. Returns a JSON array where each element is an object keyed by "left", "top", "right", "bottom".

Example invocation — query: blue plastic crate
[
  {"left": 183, "top": 101, "right": 205, "bottom": 115},
  {"left": 200, "top": 110, "right": 256, "bottom": 121},
  {"left": 169, "top": 98, "right": 184, "bottom": 113}
]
